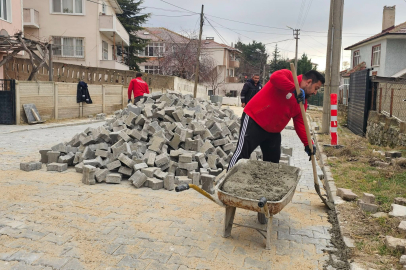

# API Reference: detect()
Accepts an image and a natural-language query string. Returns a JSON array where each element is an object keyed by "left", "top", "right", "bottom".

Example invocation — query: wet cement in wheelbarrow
[{"left": 222, "top": 161, "right": 297, "bottom": 201}]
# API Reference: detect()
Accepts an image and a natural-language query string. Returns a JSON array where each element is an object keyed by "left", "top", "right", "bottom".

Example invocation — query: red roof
[
  {"left": 345, "top": 21, "right": 406, "bottom": 50},
  {"left": 135, "top": 27, "right": 240, "bottom": 52},
  {"left": 340, "top": 62, "right": 367, "bottom": 77}
]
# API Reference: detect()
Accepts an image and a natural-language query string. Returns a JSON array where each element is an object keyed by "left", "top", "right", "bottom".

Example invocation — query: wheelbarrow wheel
[{"left": 257, "top": 213, "right": 267, "bottom": 224}]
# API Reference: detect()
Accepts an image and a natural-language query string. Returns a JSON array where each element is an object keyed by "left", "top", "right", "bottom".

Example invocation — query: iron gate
[
  {"left": 347, "top": 69, "right": 370, "bottom": 136},
  {"left": 0, "top": 79, "right": 16, "bottom": 125}
]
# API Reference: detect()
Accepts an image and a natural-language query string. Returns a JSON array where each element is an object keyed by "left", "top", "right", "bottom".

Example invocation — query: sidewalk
[{"left": 0, "top": 119, "right": 332, "bottom": 269}]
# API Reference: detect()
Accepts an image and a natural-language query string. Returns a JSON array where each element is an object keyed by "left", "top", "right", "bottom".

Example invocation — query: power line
[
  {"left": 296, "top": 0, "right": 306, "bottom": 29},
  {"left": 299, "top": 0, "right": 313, "bottom": 28},
  {"left": 156, "top": 1, "right": 375, "bottom": 36},
  {"left": 159, "top": 0, "right": 199, "bottom": 14}
]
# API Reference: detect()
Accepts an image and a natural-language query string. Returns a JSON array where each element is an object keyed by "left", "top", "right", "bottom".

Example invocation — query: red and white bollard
[{"left": 331, "top": 93, "right": 338, "bottom": 145}]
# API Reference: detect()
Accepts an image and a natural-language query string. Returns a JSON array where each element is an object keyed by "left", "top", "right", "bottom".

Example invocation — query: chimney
[{"left": 382, "top": 5, "right": 396, "bottom": 32}]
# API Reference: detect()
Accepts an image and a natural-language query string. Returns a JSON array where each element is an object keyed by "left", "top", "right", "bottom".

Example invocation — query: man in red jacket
[
  {"left": 128, "top": 73, "right": 150, "bottom": 104},
  {"left": 228, "top": 69, "right": 324, "bottom": 170}
]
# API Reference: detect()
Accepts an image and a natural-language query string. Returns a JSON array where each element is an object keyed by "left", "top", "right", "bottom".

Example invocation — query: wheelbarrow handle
[
  {"left": 175, "top": 184, "right": 190, "bottom": 192},
  {"left": 258, "top": 197, "right": 267, "bottom": 208}
]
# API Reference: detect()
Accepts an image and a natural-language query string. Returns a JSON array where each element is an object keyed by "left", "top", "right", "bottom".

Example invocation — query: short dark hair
[
  {"left": 252, "top": 74, "right": 260, "bottom": 77},
  {"left": 136, "top": 72, "right": 143, "bottom": 78},
  {"left": 303, "top": 70, "right": 325, "bottom": 84}
]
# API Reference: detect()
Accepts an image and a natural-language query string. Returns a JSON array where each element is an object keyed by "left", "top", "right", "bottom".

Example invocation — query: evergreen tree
[
  {"left": 296, "top": 53, "right": 317, "bottom": 75},
  {"left": 116, "top": 0, "right": 149, "bottom": 70},
  {"left": 235, "top": 40, "right": 268, "bottom": 80},
  {"left": 269, "top": 45, "right": 289, "bottom": 74}
]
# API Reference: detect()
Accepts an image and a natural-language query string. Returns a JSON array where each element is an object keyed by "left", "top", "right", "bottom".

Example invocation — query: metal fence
[
  {"left": 376, "top": 80, "right": 406, "bottom": 122},
  {"left": 307, "top": 91, "right": 324, "bottom": 107}
]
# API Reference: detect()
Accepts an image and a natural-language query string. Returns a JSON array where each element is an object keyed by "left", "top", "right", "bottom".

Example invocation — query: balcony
[
  {"left": 229, "top": 59, "right": 240, "bottom": 68},
  {"left": 99, "top": 60, "right": 129, "bottom": 71},
  {"left": 226, "top": 77, "right": 239, "bottom": 83},
  {"left": 23, "top": 8, "right": 39, "bottom": 28},
  {"left": 99, "top": 15, "right": 130, "bottom": 46}
]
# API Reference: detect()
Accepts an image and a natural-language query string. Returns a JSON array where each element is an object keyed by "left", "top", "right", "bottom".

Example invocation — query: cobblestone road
[{"left": 0, "top": 120, "right": 332, "bottom": 269}]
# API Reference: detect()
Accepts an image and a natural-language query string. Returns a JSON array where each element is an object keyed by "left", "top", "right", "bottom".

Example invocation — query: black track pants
[{"left": 228, "top": 112, "right": 281, "bottom": 170}]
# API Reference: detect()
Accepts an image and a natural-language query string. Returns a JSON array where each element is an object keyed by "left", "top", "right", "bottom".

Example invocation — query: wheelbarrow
[{"left": 176, "top": 159, "right": 302, "bottom": 250}]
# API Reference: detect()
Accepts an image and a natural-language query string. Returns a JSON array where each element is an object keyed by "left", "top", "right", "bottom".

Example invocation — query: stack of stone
[{"left": 37, "top": 91, "right": 242, "bottom": 193}]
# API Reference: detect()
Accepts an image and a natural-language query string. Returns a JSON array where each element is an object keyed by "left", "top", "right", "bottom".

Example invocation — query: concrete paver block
[
  {"left": 95, "top": 168, "right": 109, "bottom": 183},
  {"left": 358, "top": 200, "right": 378, "bottom": 213},
  {"left": 47, "top": 162, "right": 68, "bottom": 172},
  {"left": 106, "top": 173, "right": 122, "bottom": 184},
  {"left": 130, "top": 170, "right": 148, "bottom": 188},
  {"left": 389, "top": 204, "right": 406, "bottom": 218},
  {"left": 385, "top": 151, "right": 402, "bottom": 158},
  {"left": 362, "top": 193, "right": 375, "bottom": 204},
  {"left": 394, "top": 197, "right": 406, "bottom": 206},
  {"left": 20, "top": 161, "right": 42, "bottom": 171},
  {"left": 386, "top": 235, "right": 406, "bottom": 253},
  {"left": 82, "top": 165, "right": 97, "bottom": 185},
  {"left": 39, "top": 149, "right": 51, "bottom": 163},
  {"left": 164, "top": 173, "right": 175, "bottom": 190},
  {"left": 201, "top": 174, "right": 215, "bottom": 194},
  {"left": 336, "top": 188, "right": 358, "bottom": 201},
  {"left": 148, "top": 178, "right": 164, "bottom": 190},
  {"left": 141, "top": 167, "right": 159, "bottom": 178},
  {"left": 134, "top": 162, "right": 148, "bottom": 171},
  {"left": 118, "top": 166, "right": 133, "bottom": 176},
  {"left": 47, "top": 151, "right": 61, "bottom": 164}
]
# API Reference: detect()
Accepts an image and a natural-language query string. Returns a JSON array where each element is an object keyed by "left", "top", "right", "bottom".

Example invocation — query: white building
[
  {"left": 23, "top": 0, "right": 130, "bottom": 70},
  {"left": 344, "top": 6, "right": 406, "bottom": 78}
]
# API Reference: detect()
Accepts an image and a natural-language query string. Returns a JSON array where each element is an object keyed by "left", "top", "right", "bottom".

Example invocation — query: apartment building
[
  {"left": 23, "top": 0, "right": 130, "bottom": 70},
  {"left": 135, "top": 27, "right": 241, "bottom": 90},
  {"left": 0, "top": 0, "right": 23, "bottom": 79}
]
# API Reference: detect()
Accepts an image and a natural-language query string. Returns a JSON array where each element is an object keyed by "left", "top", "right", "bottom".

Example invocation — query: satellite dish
[{"left": 0, "top": 29, "right": 9, "bottom": 37}]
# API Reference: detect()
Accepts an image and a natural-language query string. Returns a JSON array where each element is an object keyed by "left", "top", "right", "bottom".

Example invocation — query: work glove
[
  {"left": 305, "top": 144, "right": 317, "bottom": 161},
  {"left": 128, "top": 99, "right": 132, "bottom": 104},
  {"left": 294, "top": 88, "right": 305, "bottom": 104}
]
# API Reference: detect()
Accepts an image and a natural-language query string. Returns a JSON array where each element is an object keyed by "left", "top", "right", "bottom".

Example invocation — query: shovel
[{"left": 290, "top": 63, "right": 334, "bottom": 210}]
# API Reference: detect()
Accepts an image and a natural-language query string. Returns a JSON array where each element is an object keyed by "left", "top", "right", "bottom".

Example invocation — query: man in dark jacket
[{"left": 240, "top": 74, "right": 262, "bottom": 108}]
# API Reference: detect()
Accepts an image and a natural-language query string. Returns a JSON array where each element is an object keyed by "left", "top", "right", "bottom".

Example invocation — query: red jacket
[
  {"left": 128, "top": 78, "right": 149, "bottom": 99},
  {"left": 244, "top": 69, "right": 309, "bottom": 146}
]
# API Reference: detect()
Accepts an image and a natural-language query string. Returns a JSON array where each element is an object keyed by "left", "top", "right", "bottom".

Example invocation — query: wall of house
[
  {"left": 23, "top": 0, "right": 106, "bottom": 68},
  {"left": 366, "top": 110, "right": 406, "bottom": 147},
  {"left": 384, "top": 39, "right": 406, "bottom": 77},
  {"left": 351, "top": 39, "right": 387, "bottom": 76},
  {"left": 0, "top": 0, "right": 23, "bottom": 35},
  {"left": 0, "top": 0, "right": 23, "bottom": 80},
  {"left": 15, "top": 81, "right": 125, "bottom": 124}
]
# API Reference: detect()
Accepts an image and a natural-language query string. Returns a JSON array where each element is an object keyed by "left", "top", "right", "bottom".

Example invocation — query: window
[
  {"left": 372, "top": 45, "right": 381, "bottom": 66},
  {"left": 230, "top": 90, "right": 237, "bottom": 97},
  {"left": 0, "top": 0, "right": 11, "bottom": 22},
  {"left": 353, "top": 50, "right": 360, "bottom": 66},
  {"left": 145, "top": 66, "right": 160, "bottom": 74},
  {"left": 102, "top": 41, "right": 108, "bottom": 60},
  {"left": 53, "top": 37, "right": 84, "bottom": 58},
  {"left": 343, "top": 78, "right": 350, "bottom": 105},
  {"left": 52, "top": 0, "right": 84, "bottom": 14},
  {"left": 227, "top": 69, "right": 234, "bottom": 77},
  {"left": 144, "top": 43, "right": 164, "bottom": 57},
  {"left": 102, "top": 1, "right": 106, "bottom": 14},
  {"left": 208, "top": 90, "right": 214, "bottom": 96}
]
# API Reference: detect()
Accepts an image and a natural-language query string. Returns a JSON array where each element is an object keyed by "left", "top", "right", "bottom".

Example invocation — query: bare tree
[
  {"left": 200, "top": 57, "right": 225, "bottom": 95},
  {"left": 0, "top": 32, "right": 49, "bottom": 80},
  {"left": 156, "top": 30, "right": 215, "bottom": 82}
]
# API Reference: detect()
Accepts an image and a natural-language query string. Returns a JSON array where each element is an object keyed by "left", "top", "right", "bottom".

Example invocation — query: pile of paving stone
[{"left": 27, "top": 91, "right": 254, "bottom": 193}]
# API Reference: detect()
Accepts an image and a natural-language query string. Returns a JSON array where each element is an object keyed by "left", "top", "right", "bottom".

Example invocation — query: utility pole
[
  {"left": 294, "top": 29, "right": 300, "bottom": 72},
  {"left": 193, "top": 5, "right": 204, "bottom": 98},
  {"left": 321, "top": 0, "right": 344, "bottom": 133},
  {"left": 287, "top": 26, "right": 300, "bottom": 72},
  {"left": 262, "top": 64, "right": 266, "bottom": 85}
]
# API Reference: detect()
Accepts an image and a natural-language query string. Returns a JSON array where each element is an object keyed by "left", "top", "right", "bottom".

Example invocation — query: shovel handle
[
  {"left": 175, "top": 184, "right": 190, "bottom": 192},
  {"left": 258, "top": 197, "right": 267, "bottom": 208}
]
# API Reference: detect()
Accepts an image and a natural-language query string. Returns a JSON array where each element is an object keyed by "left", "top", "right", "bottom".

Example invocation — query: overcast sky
[{"left": 140, "top": 0, "right": 406, "bottom": 71}]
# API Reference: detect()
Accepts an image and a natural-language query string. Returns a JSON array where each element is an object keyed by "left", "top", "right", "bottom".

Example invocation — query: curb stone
[
  {"left": 1, "top": 118, "right": 110, "bottom": 134},
  {"left": 308, "top": 114, "right": 355, "bottom": 269}
]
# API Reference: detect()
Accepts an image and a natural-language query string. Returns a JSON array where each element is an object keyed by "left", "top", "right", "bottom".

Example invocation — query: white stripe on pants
[{"left": 228, "top": 114, "right": 250, "bottom": 169}]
